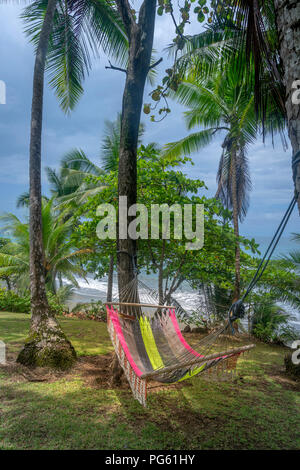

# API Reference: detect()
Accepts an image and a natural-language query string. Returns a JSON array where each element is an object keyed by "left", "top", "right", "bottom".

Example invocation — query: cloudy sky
[{"left": 0, "top": 4, "right": 298, "bottom": 252}]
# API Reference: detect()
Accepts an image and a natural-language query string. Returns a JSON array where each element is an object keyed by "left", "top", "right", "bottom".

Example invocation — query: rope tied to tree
[{"left": 292, "top": 150, "right": 300, "bottom": 184}]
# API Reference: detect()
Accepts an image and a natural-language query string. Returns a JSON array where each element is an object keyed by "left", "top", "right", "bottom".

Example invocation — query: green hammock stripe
[
  {"left": 138, "top": 316, "right": 206, "bottom": 383},
  {"left": 177, "top": 363, "right": 206, "bottom": 382},
  {"left": 139, "top": 316, "right": 164, "bottom": 371}
]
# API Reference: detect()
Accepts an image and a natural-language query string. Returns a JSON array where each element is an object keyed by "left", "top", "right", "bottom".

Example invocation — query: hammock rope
[{"left": 228, "top": 191, "right": 298, "bottom": 330}]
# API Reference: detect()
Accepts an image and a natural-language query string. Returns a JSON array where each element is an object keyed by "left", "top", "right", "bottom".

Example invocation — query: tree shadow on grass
[{"left": 1, "top": 368, "right": 300, "bottom": 450}]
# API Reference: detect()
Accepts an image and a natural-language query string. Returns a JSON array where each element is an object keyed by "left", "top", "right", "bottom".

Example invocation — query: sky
[{"left": 0, "top": 4, "right": 298, "bottom": 253}]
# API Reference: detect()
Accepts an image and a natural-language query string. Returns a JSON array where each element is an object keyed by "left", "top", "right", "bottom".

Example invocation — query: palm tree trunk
[
  {"left": 274, "top": 0, "right": 300, "bottom": 208},
  {"left": 17, "top": 0, "right": 76, "bottom": 369},
  {"left": 230, "top": 149, "right": 241, "bottom": 301}
]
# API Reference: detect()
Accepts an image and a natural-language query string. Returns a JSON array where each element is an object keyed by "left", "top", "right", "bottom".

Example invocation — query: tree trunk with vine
[{"left": 111, "top": 0, "right": 157, "bottom": 384}]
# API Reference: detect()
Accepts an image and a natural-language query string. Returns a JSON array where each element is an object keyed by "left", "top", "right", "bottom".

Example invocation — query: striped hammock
[{"left": 106, "top": 303, "right": 254, "bottom": 406}]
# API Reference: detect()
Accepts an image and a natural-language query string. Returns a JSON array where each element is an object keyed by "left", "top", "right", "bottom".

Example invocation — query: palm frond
[
  {"left": 162, "top": 128, "right": 219, "bottom": 160},
  {"left": 216, "top": 147, "right": 252, "bottom": 222},
  {"left": 21, "top": 0, "right": 128, "bottom": 112},
  {"left": 213, "top": 0, "right": 285, "bottom": 116},
  {"left": 16, "top": 192, "right": 30, "bottom": 208},
  {"left": 100, "top": 113, "right": 144, "bottom": 172},
  {"left": 60, "top": 148, "right": 102, "bottom": 174}
]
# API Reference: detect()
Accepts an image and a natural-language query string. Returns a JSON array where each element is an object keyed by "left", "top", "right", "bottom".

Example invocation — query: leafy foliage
[
  {"left": 0, "top": 288, "right": 31, "bottom": 314},
  {"left": 71, "top": 300, "right": 106, "bottom": 321},
  {"left": 251, "top": 293, "right": 296, "bottom": 344},
  {"left": 74, "top": 145, "right": 258, "bottom": 302},
  {"left": 0, "top": 200, "right": 91, "bottom": 293},
  {"left": 0, "top": 288, "right": 67, "bottom": 315}
]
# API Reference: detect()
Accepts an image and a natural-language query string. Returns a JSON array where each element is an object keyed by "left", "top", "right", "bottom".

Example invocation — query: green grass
[{"left": 0, "top": 311, "right": 299, "bottom": 450}]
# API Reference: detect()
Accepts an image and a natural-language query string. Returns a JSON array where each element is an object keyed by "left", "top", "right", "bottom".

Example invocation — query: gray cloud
[{"left": 0, "top": 4, "right": 298, "bottom": 247}]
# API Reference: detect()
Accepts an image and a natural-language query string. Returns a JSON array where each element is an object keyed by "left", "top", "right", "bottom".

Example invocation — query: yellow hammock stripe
[
  {"left": 177, "top": 363, "right": 206, "bottom": 382},
  {"left": 139, "top": 316, "right": 206, "bottom": 383},
  {"left": 139, "top": 316, "right": 164, "bottom": 371}
]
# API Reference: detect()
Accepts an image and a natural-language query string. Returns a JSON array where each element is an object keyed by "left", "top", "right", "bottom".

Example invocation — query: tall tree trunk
[
  {"left": 17, "top": 0, "right": 76, "bottom": 369},
  {"left": 230, "top": 149, "right": 241, "bottom": 300},
  {"left": 111, "top": 0, "right": 156, "bottom": 384},
  {"left": 106, "top": 254, "right": 114, "bottom": 302},
  {"left": 116, "top": 0, "right": 156, "bottom": 298},
  {"left": 274, "top": 0, "right": 300, "bottom": 208}
]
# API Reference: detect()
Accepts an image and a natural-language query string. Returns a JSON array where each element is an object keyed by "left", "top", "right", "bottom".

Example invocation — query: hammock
[
  {"left": 105, "top": 192, "right": 300, "bottom": 406},
  {"left": 105, "top": 277, "right": 254, "bottom": 406}
]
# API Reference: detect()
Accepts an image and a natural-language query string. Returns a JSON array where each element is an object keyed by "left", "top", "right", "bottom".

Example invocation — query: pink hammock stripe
[
  {"left": 169, "top": 308, "right": 202, "bottom": 358},
  {"left": 106, "top": 305, "right": 143, "bottom": 377},
  {"left": 169, "top": 308, "right": 229, "bottom": 360}
]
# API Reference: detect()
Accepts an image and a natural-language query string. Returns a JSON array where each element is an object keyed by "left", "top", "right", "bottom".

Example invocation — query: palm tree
[
  {"left": 185, "top": 1, "right": 299, "bottom": 206},
  {"left": 163, "top": 62, "right": 284, "bottom": 299},
  {"left": 224, "top": 0, "right": 300, "bottom": 204},
  {"left": 21, "top": 0, "right": 72, "bottom": 368},
  {"left": 17, "top": 0, "right": 128, "bottom": 368},
  {"left": 46, "top": 150, "right": 105, "bottom": 217},
  {"left": 0, "top": 200, "right": 91, "bottom": 294}
]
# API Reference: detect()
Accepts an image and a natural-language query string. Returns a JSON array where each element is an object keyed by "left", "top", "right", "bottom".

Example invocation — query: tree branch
[
  {"left": 168, "top": 252, "right": 186, "bottom": 296},
  {"left": 149, "top": 57, "right": 163, "bottom": 70},
  {"left": 169, "top": 7, "right": 185, "bottom": 41},
  {"left": 105, "top": 60, "right": 127, "bottom": 74}
]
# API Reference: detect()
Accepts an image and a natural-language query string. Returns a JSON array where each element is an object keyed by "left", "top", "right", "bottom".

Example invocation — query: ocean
[
  {"left": 67, "top": 236, "right": 300, "bottom": 337},
  {"left": 253, "top": 236, "right": 297, "bottom": 259},
  {"left": 70, "top": 271, "right": 300, "bottom": 338}
]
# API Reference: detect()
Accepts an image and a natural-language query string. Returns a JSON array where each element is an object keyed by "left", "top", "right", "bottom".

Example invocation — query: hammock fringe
[{"left": 108, "top": 313, "right": 147, "bottom": 406}]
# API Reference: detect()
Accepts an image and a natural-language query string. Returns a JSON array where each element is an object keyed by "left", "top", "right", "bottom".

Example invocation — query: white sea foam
[{"left": 67, "top": 275, "right": 300, "bottom": 334}]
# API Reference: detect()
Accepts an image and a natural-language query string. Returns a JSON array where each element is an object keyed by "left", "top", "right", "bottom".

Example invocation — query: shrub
[
  {"left": 71, "top": 300, "right": 106, "bottom": 321},
  {"left": 252, "top": 295, "right": 297, "bottom": 344},
  {"left": 183, "top": 310, "right": 209, "bottom": 329},
  {"left": 0, "top": 288, "right": 67, "bottom": 316},
  {"left": 0, "top": 288, "right": 31, "bottom": 313},
  {"left": 47, "top": 292, "right": 66, "bottom": 316}
]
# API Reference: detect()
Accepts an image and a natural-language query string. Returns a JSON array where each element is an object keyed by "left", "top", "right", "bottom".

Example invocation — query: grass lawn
[{"left": 0, "top": 311, "right": 299, "bottom": 450}]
